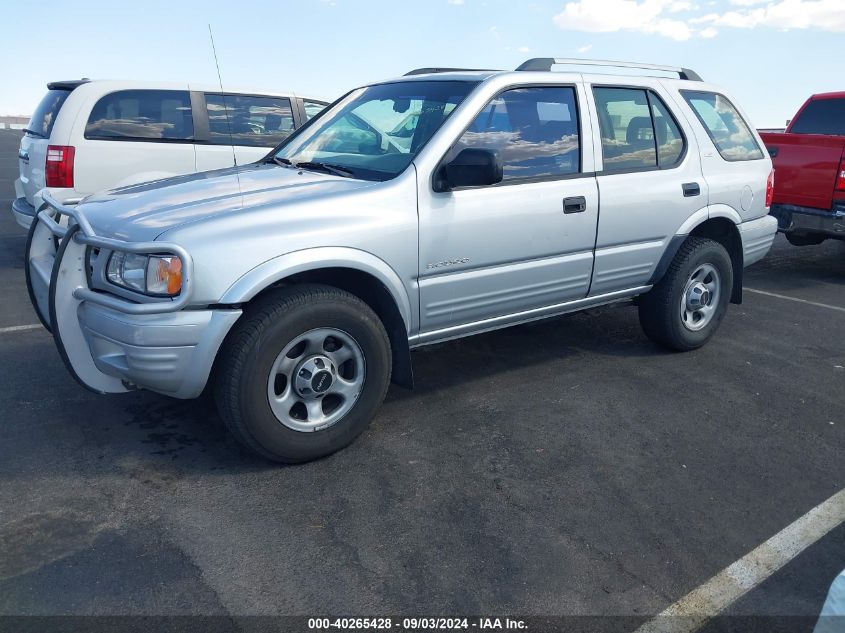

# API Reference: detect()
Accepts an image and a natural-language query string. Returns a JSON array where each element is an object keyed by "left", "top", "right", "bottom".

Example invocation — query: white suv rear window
[
  {"left": 85, "top": 90, "right": 194, "bottom": 141},
  {"left": 28, "top": 89, "right": 71, "bottom": 138}
]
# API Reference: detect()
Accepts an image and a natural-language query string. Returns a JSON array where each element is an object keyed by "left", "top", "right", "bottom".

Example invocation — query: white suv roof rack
[{"left": 515, "top": 58, "right": 702, "bottom": 81}]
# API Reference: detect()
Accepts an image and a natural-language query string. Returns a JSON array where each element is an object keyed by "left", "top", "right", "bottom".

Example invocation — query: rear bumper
[
  {"left": 78, "top": 303, "right": 241, "bottom": 399},
  {"left": 769, "top": 203, "right": 845, "bottom": 239},
  {"left": 739, "top": 214, "right": 778, "bottom": 267},
  {"left": 11, "top": 197, "right": 36, "bottom": 229}
]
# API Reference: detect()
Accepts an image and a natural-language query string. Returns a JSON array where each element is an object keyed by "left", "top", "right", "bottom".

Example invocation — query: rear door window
[
  {"left": 205, "top": 94, "right": 295, "bottom": 147},
  {"left": 28, "top": 89, "right": 71, "bottom": 138},
  {"left": 594, "top": 87, "right": 657, "bottom": 171},
  {"left": 789, "top": 98, "right": 845, "bottom": 136},
  {"left": 85, "top": 90, "right": 194, "bottom": 141},
  {"left": 681, "top": 91, "right": 764, "bottom": 161}
]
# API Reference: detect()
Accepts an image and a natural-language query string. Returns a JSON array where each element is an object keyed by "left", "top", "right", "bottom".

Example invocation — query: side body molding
[{"left": 220, "top": 247, "right": 416, "bottom": 334}]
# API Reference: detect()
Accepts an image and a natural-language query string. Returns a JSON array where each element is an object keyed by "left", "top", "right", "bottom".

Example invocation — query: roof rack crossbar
[
  {"left": 515, "top": 58, "right": 702, "bottom": 81},
  {"left": 404, "top": 67, "right": 497, "bottom": 76}
]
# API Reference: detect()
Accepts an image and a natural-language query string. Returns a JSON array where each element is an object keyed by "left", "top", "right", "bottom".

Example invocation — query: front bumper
[
  {"left": 769, "top": 203, "right": 845, "bottom": 239},
  {"left": 738, "top": 214, "right": 778, "bottom": 267},
  {"left": 78, "top": 303, "right": 240, "bottom": 398},
  {"left": 26, "top": 194, "right": 241, "bottom": 399}
]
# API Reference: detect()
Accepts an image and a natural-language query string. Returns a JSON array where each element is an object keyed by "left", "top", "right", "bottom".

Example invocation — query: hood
[{"left": 76, "top": 163, "right": 376, "bottom": 242}]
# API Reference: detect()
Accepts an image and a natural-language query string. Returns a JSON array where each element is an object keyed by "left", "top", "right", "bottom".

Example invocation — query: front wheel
[
  {"left": 215, "top": 284, "right": 392, "bottom": 463},
  {"left": 638, "top": 237, "right": 733, "bottom": 351}
]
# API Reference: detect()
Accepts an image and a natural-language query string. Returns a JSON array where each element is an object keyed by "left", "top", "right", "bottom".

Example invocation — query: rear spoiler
[{"left": 47, "top": 79, "right": 91, "bottom": 91}]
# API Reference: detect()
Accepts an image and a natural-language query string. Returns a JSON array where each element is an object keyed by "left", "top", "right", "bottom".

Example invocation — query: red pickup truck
[{"left": 759, "top": 92, "right": 845, "bottom": 245}]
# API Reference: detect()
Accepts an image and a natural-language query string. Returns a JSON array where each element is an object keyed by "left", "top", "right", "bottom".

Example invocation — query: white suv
[{"left": 11, "top": 79, "right": 327, "bottom": 228}]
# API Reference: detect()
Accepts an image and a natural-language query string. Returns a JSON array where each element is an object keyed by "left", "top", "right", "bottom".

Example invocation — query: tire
[
  {"left": 214, "top": 284, "right": 392, "bottom": 463},
  {"left": 785, "top": 232, "right": 826, "bottom": 247},
  {"left": 638, "top": 237, "right": 733, "bottom": 351}
]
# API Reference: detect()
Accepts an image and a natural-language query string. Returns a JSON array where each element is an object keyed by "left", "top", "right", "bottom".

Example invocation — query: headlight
[{"left": 107, "top": 252, "right": 183, "bottom": 296}]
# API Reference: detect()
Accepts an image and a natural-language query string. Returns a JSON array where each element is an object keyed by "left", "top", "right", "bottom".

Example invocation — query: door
[
  {"left": 418, "top": 85, "right": 599, "bottom": 332},
  {"left": 75, "top": 88, "right": 197, "bottom": 195},
  {"left": 195, "top": 93, "right": 298, "bottom": 171},
  {"left": 589, "top": 84, "right": 706, "bottom": 296}
]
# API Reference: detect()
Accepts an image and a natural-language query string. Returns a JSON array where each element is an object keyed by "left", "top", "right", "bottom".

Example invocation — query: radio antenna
[{"left": 207, "top": 24, "right": 241, "bottom": 194}]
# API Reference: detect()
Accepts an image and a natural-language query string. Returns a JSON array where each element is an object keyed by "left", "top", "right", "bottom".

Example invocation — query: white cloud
[
  {"left": 577, "top": 43, "right": 594, "bottom": 52},
  {"left": 697, "top": 0, "right": 845, "bottom": 31},
  {"left": 553, "top": 0, "right": 845, "bottom": 40},
  {"left": 518, "top": 46, "right": 532, "bottom": 52},
  {"left": 489, "top": 25, "right": 501, "bottom": 39},
  {"left": 447, "top": 0, "right": 464, "bottom": 4},
  {"left": 553, "top": 0, "right": 694, "bottom": 40},
  {"left": 669, "top": 1, "right": 694, "bottom": 11}
]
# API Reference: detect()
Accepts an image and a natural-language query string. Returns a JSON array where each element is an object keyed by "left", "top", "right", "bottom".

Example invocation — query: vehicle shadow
[
  {"left": 0, "top": 301, "right": 663, "bottom": 479},
  {"left": 744, "top": 235, "right": 845, "bottom": 292}
]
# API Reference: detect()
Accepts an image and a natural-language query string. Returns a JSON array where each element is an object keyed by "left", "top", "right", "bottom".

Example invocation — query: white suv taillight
[
  {"left": 45, "top": 145, "right": 75, "bottom": 188},
  {"left": 765, "top": 169, "right": 774, "bottom": 208}
]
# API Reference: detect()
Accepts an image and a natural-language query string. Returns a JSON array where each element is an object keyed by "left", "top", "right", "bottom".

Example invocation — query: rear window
[
  {"left": 28, "top": 89, "right": 71, "bottom": 138},
  {"left": 85, "top": 90, "right": 194, "bottom": 141},
  {"left": 790, "top": 98, "right": 845, "bottom": 136},
  {"left": 205, "top": 94, "right": 295, "bottom": 147},
  {"left": 681, "top": 91, "right": 764, "bottom": 161},
  {"left": 303, "top": 100, "right": 327, "bottom": 121}
]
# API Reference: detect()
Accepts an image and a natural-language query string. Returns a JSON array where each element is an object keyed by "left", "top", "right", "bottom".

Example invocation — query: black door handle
[
  {"left": 767, "top": 146, "right": 779, "bottom": 158},
  {"left": 682, "top": 182, "right": 701, "bottom": 197},
  {"left": 563, "top": 196, "right": 587, "bottom": 214}
]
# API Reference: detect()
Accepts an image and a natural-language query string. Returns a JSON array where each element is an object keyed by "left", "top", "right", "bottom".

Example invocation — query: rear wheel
[
  {"left": 215, "top": 284, "right": 391, "bottom": 463},
  {"left": 638, "top": 237, "right": 733, "bottom": 351},
  {"left": 785, "top": 232, "right": 826, "bottom": 246}
]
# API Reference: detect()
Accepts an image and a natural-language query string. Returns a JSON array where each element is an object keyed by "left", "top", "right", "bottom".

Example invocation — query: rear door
[
  {"left": 418, "top": 83, "right": 599, "bottom": 332},
  {"left": 195, "top": 93, "right": 298, "bottom": 170},
  {"left": 19, "top": 88, "right": 74, "bottom": 204},
  {"left": 75, "top": 88, "right": 196, "bottom": 194},
  {"left": 588, "top": 81, "right": 705, "bottom": 296}
]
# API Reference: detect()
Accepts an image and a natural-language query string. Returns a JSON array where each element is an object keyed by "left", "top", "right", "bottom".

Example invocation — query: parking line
[
  {"left": 745, "top": 288, "right": 845, "bottom": 314},
  {"left": 635, "top": 488, "right": 845, "bottom": 633},
  {"left": 0, "top": 324, "right": 42, "bottom": 334}
]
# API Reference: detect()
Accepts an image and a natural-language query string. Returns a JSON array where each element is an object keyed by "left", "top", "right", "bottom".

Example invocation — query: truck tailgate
[{"left": 760, "top": 132, "right": 845, "bottom": 210}]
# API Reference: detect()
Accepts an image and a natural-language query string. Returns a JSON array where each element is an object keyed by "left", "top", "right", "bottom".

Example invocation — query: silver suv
[{"left": 26, "top": 58, "right": 778, "bottom": 462}]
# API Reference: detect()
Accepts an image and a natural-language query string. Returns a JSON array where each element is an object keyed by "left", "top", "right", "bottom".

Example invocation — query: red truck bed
[{"left": 759, "top": 92, "right": 845, "bottom": 243}]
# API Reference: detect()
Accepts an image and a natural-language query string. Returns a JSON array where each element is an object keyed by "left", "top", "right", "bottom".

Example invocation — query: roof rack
[
  {"left": 515, "top": 58, "right": 702, "bottom": 81},
  {"left": 404, "top": 67, "right": 497, "bottom": 76}
]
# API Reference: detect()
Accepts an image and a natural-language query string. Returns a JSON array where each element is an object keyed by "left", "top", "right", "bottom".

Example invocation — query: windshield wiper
[
  {"left": 23, "top": 128, "right": 46, "bottom": 138},
  {"left": 271, "top": 156, "right": 294, "bottom": 167},
  {"left": 294, "top": 161, "right": 356, "bottom": 178}
]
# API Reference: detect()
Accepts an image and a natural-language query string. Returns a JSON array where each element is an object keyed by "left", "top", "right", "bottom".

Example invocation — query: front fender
[{"left": 220, "top": 247, "right": 415, "bottom": 333}]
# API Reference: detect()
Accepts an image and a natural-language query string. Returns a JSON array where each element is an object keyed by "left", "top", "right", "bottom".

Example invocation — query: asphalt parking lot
[{"left": 0, "top": 127, "right": 842, "bottom": 630}]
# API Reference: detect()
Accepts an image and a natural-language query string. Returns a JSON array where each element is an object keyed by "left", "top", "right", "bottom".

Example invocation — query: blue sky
[{"left": 0, "top": 0, "right": 841, "bottom": 127}]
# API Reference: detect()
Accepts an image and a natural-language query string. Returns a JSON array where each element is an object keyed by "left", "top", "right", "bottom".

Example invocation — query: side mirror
[{"left": 437, "top": 148, "right": 503, "bottom": 191}]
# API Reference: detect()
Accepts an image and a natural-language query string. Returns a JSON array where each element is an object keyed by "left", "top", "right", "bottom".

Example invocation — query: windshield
[{"left": 272, "top": 80, "right": 478, "bottom": 181}]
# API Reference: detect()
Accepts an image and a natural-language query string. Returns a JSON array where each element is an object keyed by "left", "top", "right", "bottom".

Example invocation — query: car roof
[
  {"left": 808, "top": 91, "right": 845, "bottom": 101},
  {"left": 47, "top": 78, "right": 324, "bottom": 101}
]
